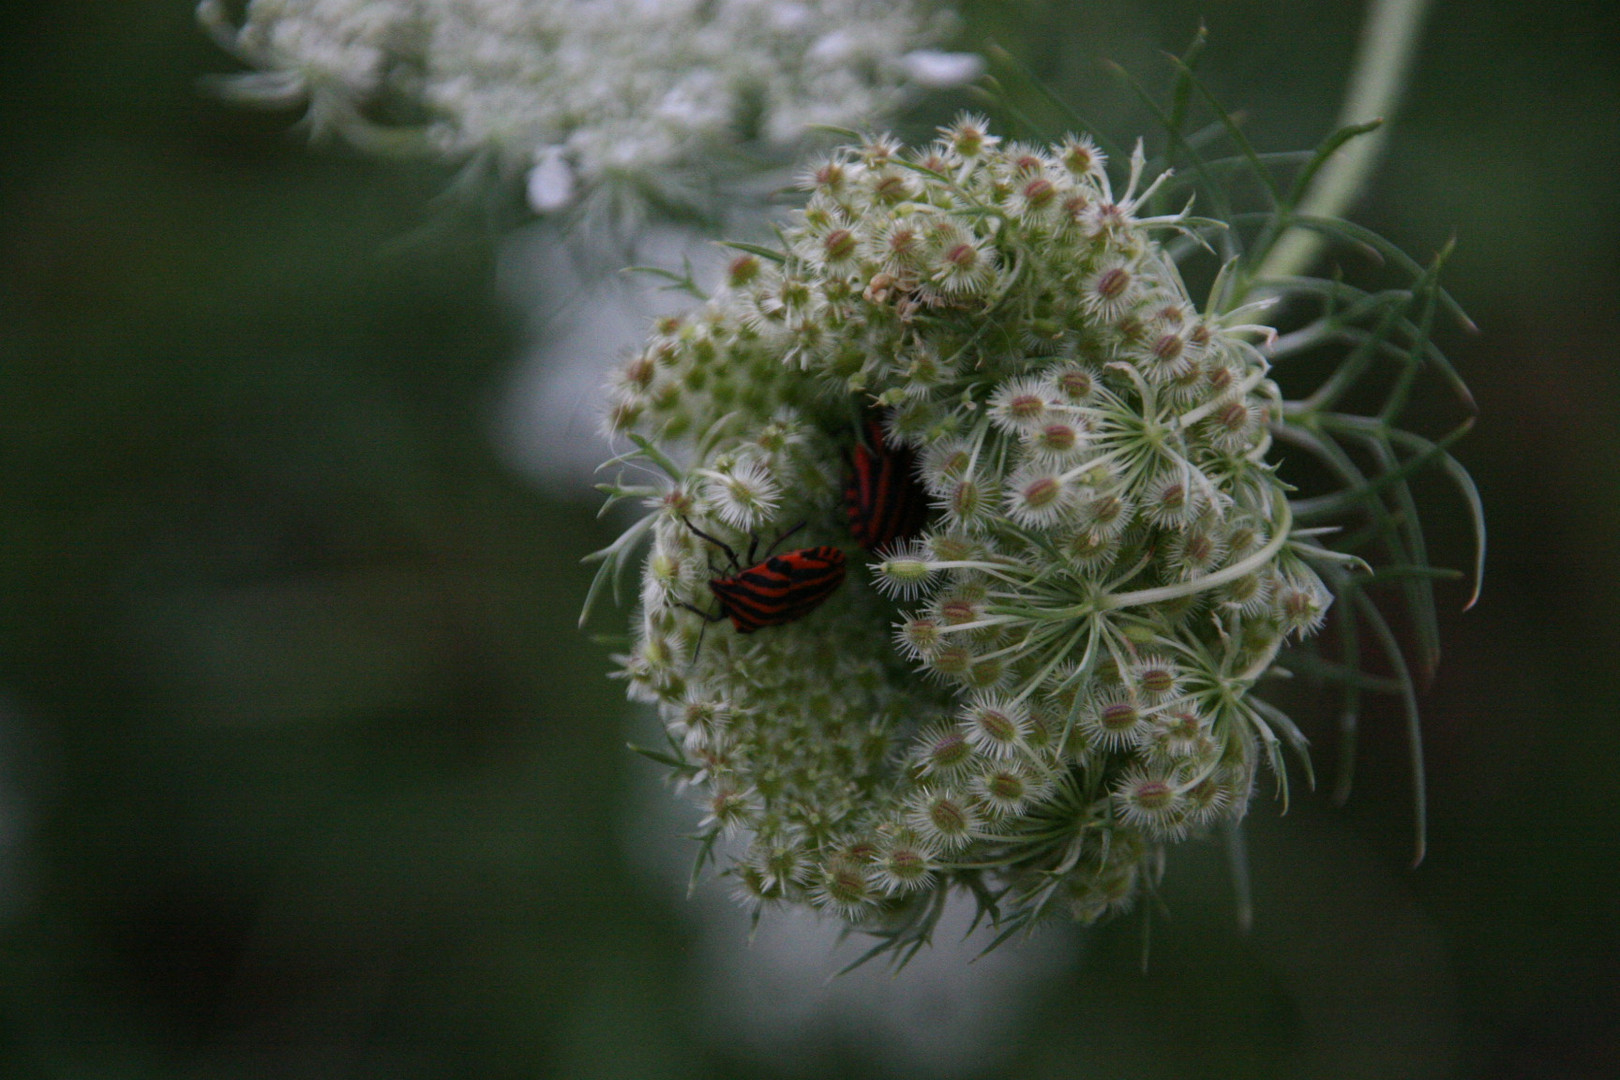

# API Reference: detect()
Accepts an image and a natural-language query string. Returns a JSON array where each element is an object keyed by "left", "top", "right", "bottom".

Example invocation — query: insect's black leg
[
  {"left": 682, "top": 515, "right": 740, "bottom": 571},
  {"left": 674, "top": 602, "right": 721, "bottom": 668},
  {"left": 676, "top": 600, "right": 724, "bottom": 623}
]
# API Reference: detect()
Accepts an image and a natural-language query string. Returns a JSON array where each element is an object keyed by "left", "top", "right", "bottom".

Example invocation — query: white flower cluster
[
  {"left": 595, "top": 118, "right": 1334, "bottom": 941},
  {"left": 198, "top": 0, "right": 978, "bottom": 213}
]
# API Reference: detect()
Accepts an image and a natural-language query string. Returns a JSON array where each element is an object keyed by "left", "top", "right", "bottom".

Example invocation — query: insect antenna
[{"left": 761, "top": 520, "right": 807, "bottom": 559}]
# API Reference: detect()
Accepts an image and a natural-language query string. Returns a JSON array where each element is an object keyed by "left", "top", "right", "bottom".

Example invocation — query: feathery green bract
[{"left": 1127, "top": 45, "right": 1479, "bottom": 869}]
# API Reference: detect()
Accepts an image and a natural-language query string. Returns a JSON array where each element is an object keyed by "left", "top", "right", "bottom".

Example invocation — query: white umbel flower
[
  {"left": 584, "top": 113, "right": 1478, "bottom": 960},
  {"left": 201, "top": 0, "right": 979, "bottom": 215}
]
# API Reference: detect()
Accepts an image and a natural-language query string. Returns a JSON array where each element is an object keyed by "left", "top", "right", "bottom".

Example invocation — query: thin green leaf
[
  {"left": 890, "top": 155, "right": 955, "bottom": 185},
  {"left": 1379, "top": 244, "right": 1451, "bottom": 423},
  {"left": 1241, "top": 698, "right": 1291, "bottom": 810},
  {"left": 961, "top": 872, "right": 1003, "bottom": 938},
  {"left": 1221, "top": 822, "right": 1254, "bottom": 933},
  {"left": 624, "top": 432, "right": 687, "bottom": 483},
  {"left": 1319, "top": 416, "right": 1479, "bottom": 675},
  {"left": 850, "top": 918, "right": 937, "bottom": 977},
  {"left": 1290, "top": 275, "right": 1437, "bottom": 414},
  {"left": 626, "top": 742, "right": 692, "bottom": 771},
  {"left": 1283, "top": 650, "right": 1403, "bottom": 694},
  {"left": 1271, "top": 423, "right": 1420, "bottom": 591},
  {"left": 983, "top": 43, "right": 1127, "bottom": 163},
  {"left": 716, "top": 239, "right": 786, "bottom": 264},
  {"left": 1241, "top": 147, "right": 1328, "bottom": 176},
  {"left": 1383, "top": 425, "right": 1486, "bottom": 612},
  {"left": 804, "top": 123, "right": 865, "bottom": 141},
  {"left": 1166, "top": 26, "right": 1211, "bottom": 138},
  {"left": 577, "top": 511, "right": 658, "bottom": 627},
  {"left": 1251, "top": 697, "right": 1316, "bottom": 791},
  {"left": 976, "top": 913, "right": 1036, "bottom": 959},
  {"left": 577, "top": 554, "right": 620, "bottom": 629},
  {"left": 1272, "top": 322, "right": 1437, "bottom": 384},
  {"left": 621, "top": 263, "right": 708, "bottom": 300},
  {"left": 1284, "top": 119, "right": 1385, "bottom": 208},
  {"left": 970, "top": 76, "right": 1054, "bottom": 145},
  {"left": 1351, "top": 590, "right": 1427, "bottom": 866},
  {"left": 1369, "top": 435, "right": 1440, "bottom": 677},
  {"left": 1146, "top": 116, "right": 1250, "bottom": 183},
  {"left": 1361, "top": 565, "right": 1463, "bottom": 586},
  {"left": 686, "top": 828, "right": 722, "bottom": 898},
  {"left": 1290, "top": 417, "right": 1473, "bottom": 521},
  {"left": 1242, "top": 212, "right": 1477, "bottom": 346},
  {"left": 1245, "top": 119, "right": 1384, "bottom": 269},
  {"left": 1318, "top": 566, "right": 1366, "bottom": 804},
  {"left": 1106, "top": 59, "right": 1241, "bottom": 263},
  {"left": 1166, "top": 56, "right": 1282, "bottom": 205}
]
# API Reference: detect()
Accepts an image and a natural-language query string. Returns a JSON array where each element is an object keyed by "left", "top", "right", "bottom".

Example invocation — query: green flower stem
[
  {"left": 1176, "top": 366, "right": 1272, "bottom": 428},
  {"left": 1102, "top": 494, "right": 1293, "bottom": 611},
  {"left": 1257, "top": 0, "right": 1434, "bottom": 281}
]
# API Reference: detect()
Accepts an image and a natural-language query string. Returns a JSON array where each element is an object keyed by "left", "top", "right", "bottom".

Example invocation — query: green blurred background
[{"left": 1, "top": 1, "right": 1616, "bottom": 1077}]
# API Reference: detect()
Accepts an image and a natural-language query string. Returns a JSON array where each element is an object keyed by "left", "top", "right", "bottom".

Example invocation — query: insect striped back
[
  {"left": 844, "top": 418, "right": 929, "bottom": 553},
  {"left": 707, "top": 545, "right": 846, "bottom": 633}
]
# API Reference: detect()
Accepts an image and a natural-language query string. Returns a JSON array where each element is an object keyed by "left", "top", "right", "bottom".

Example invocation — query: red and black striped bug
[
  {"left": 843, "top": 416, "right": 930, "bottom": 553},
  {"left": 681, "top": 519, "right": 847, "bottom": 633}
]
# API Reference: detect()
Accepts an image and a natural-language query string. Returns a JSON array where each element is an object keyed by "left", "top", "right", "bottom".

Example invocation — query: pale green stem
[
  {"left": 1102, "top": 492, "right": 1293, "bottom": 611},
  {"left": 1176, "top": 366, "right": 1270, "bottom": 429},
  {"left": 935, "top": 616, "right": 1024, "bottom": 635},
  {"left": 1257, "top": 0, "right": 1433, "bottom": 281}
]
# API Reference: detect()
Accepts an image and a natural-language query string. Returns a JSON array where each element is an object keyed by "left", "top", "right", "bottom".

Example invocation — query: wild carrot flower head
[{"left": 586, "top": 105, "right": 1479, "bottom": 958}]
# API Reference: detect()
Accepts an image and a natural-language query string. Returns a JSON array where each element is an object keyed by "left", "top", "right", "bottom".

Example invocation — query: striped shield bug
[
  {"left": 681, "top": 519, "right": 847, "bottom": 633},
  {"left": 843, "top": 416, "right": 930, "bottom": 554}
]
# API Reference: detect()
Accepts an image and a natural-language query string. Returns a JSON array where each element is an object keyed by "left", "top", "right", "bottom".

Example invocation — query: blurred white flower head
[{"left": 199, "top": 0, "right": 981, "bottom": 216}]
